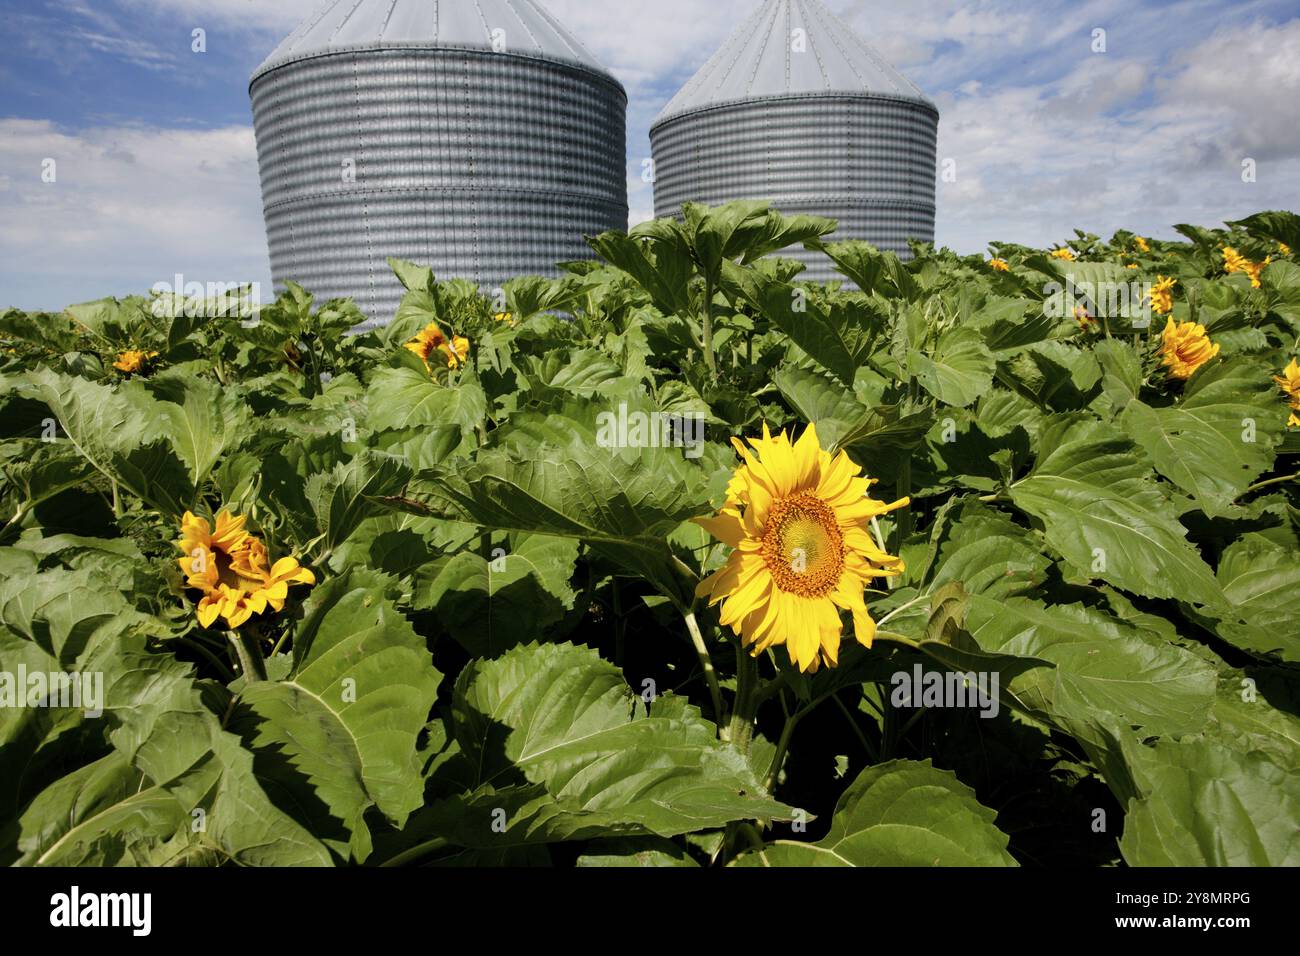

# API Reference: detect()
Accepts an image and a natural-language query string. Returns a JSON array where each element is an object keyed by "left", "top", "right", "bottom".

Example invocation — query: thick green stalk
[
  {"left": 229, "top": 631, "right": 268, "bottom": 684},
  {"left": 727, "top": 645, "right": 759, "bottom": 755}
]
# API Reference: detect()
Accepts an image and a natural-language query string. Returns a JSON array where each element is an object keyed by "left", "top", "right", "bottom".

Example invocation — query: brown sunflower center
[
  {"left": 761, "top": 493, "right": 845, "bottom": 597},
  {"left": 213, "top": 546, "right": 242, "bottom": 590}
]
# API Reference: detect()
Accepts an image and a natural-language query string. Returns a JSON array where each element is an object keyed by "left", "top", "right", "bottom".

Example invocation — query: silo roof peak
[
  {"left": 252, "top": 0, "right": 618, "bottom": 86},
  {"left": 653, "top": 0, "right": 934, "bottom": 127}
]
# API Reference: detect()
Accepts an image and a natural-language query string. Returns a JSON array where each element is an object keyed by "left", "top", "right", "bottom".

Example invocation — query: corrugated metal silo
[
  {"left": 250, "top": 0, "right": 628, "bottom": 328},
  {"left": 650, "top": 0, "right": 938, "bottom": 279}
]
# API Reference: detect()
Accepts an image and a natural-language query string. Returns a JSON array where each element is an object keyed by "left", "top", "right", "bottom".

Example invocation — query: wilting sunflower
[
  {"left": 113, "top": 350, "right": 158, "bottom": 374},
  {"left": 440, "top": 334, "right": 471, "bottom": 368},
  {"left": 405, "top": 323, "right": 447, "bottom": 370},
  {"left": 404, "top": 322, "right": 470, "bottom": 371},
  {"left": 1159, "top": 318, "right": 1219, "bottom": 381},
  {"left": 1275, "top": 358, "right": 1300, "bottom": 428},
  {"left": 989, "top": 258, "right": 1010, "bottom": 273},
  {"left": 1050, "top": 247, "right": 1076, "bottom": 261},
  {"left": 177, "top": 510, "right": 314, "bottom": 629},
  {"left": 694, "top": 424, "right": 908, "bottom": 673},
  {"left": 1074, "top": 305, "right": 1096, "bottom": 330},
  {"left": 1147, "top": 275, "right": 1176, "bottom": 316}
]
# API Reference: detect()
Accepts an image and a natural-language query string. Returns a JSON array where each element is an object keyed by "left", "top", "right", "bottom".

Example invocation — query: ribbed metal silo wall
[
  {"left": 251, "top": 49, "right": 627, "bottom": 329},
  {"left": 650, "top": 94, "right": 937, "bottom": 281}
]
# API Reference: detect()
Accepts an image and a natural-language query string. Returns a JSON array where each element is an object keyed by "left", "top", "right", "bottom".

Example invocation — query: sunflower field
[{"left": 1, "top": 202, "right": 1298, "bottom": 868}]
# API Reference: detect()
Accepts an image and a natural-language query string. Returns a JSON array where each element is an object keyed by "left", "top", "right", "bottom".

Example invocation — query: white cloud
[
  {"left": 6, "top": 1, "right": 1299, "bottom": 310},
  {"left": 0, "top": 120, "right": 269, "bottom": 310}
]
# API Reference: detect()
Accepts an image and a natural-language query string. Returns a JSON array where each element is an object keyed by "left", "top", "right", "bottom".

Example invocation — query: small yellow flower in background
[
  {"left": 494, "top": 311, "right": 515, "bottom": 324},
  {"left": 694, "top": 423, "right": 908, "bottom": 674},
  {"left": 1135, "top": 236, "right": 1150, "bottom": 253},
  {"left": 1223, "top": 247, "right": 1270, "bottom": 288},
  {"left": 177, "top": 510, "right": 315, "bottom": 629},
  {"left": 113, "top": 350, "right": 158, "bottom": 374},
  {"left": 1050, "top": 248, "right": 1076, "bottom": 261},
  {"left": 1159, "top": 318, "right": 1219, "bottom": 381},
  {"left": 1147, "top": 275, "right": 1177, "bottom": 316},
  {"left": 1275, "top": 358, "right": 1300, "bottom": 428},
  {"left": 989, "top": 258, "right": 1010, "bottom": 272},
  {"left": 440, "top": 335, "right": 471, "bottom": 369},
  {"left": 1280, "top": 242, "right": 1293, "bottom": 257},
  {"left": 1126, "top": 263, "right": 1139, "bottom": 270}
]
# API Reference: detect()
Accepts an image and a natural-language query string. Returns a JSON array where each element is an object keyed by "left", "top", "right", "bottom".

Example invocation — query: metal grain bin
[
  {"left": 250, "top": 0, "right": 628, "bottom": 329},
  {"left": 650, "top": 0, "right": 938, "bottom": 280}
]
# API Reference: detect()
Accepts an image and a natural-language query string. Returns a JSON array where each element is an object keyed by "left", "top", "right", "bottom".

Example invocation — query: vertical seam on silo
[
  {"left": 823, "top": 1, "right": 907, "bottom": 96},
  {"left": 740, "top": 0, "right": 778, "bottom": 98},
  {"left": 782, "top": 0, "right": 791, "bottom": 95},
  {"left": 713, "top": 0, "right": 765, "bottom": 99},
  {"left": 380, "top": 0, "right": 399, "bottom": 39},
  {"left": 334, "top": 0, "right": 367, "bottom": 43},
  {"left": 806, "top": 0, "right": 866, "bottom": 92},
  {"left": 463, "top": 51, "right": 479, "bottom": 284},
  {"left": 528, "top": 0, "right": 596, "bottom": 68},
  {"left": 288, "top": 0, "right": 338, "bottom": 58},
  {"left": 507, "top": 0, "right": 545, "bottom": 60},
  {"left": 471, "top": 2, "right": 487, "bottom": 284},
  {"left": 416, "top": 51, "right": 432, "bottom": 280},
  {"left": 351, "top": 54, "right": 377, "bottom": 317}
]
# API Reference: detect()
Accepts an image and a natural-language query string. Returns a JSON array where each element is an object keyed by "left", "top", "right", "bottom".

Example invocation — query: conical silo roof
[
  {"left": 654, "top": 0, "right": 933, "bottom": 126},
  {"left": 252, "top": 0, "right": 617, "bottom": 84}
]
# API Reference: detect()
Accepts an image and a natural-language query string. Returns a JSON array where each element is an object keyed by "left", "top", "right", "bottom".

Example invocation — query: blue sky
[{"left": 2, "top": 0, "right": 1299, "bottom": 310}]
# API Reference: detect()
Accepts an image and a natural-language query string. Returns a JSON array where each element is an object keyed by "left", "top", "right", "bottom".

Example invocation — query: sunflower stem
[
  {"left": 728, "top": 644, "right": 759, "bottom": 755},
  {"left": 1243, "top": 470, "right": 1300, "bottom": 495},
  {"left": 683, "top": 611, "right": 725, "bottom": 730},
  {"left": 765, "top": 704, "right": 802, "bottom": 792},
  {"left": 229, "top": 631, "right": 268, "bottom": 684},
  {"left": 874, "top": 629, "right": 922, "bottom": 650}
]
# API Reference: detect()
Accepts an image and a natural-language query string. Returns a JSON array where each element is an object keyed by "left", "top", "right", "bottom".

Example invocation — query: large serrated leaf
[
  {"left": 232, "top": 573, "right": 441, "bottom": 861},
  {"left": 732, "top": 760, "right": 1016, "bottom": 866},
  {"left": 1119, "top": 359, "right": 1285, "bottom": 516},
  {"left": 1008, "top": 416, "right": 1223, "bottom": 606},
  {"left": 412, "top": 531, "right": 578, "bottom": 657},
  {"left": 909, "top": 327, "right": 996, "bottom": 408},
  {"left": 447, "top": 643, "right": 795, "bottom": 839},
  {"left": 1117, "top": 731, "right": 1300, "bottom": 866}
]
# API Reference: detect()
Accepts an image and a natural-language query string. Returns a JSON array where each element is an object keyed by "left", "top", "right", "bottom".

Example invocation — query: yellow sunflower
[
  {"left": 1050, "top": 247, "right": 1076, "bottom": 261},
  {"left": 1147, "top": 275, "right": 1176, "bottom": 316},
  {"left": 1135, "top": 236, "right": 1150, "bottom": 253},
  {"left": 694, "top": 424, "right": 908, "bottom": 674},
  {"left": 1280, "top": 242, "right": 1292, "bottom": 257},
  {"left": 989, "top": 258, "right": 1010, "bottom": 273},
  {"left": 1223, "top": 247, "right": 1270, "bottom": 288},
  {"left": 113, "top": 350, "right": 158, "bottom": 374},
  {"left": 177, "top": 510, "right": 314, "bottom": 629},
  {"left": 1275, "top": 358, "right": 1300, "bottom": 428},
  {"left": 1158, "top": 318, "right": 1219, "bottom": 381}
]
